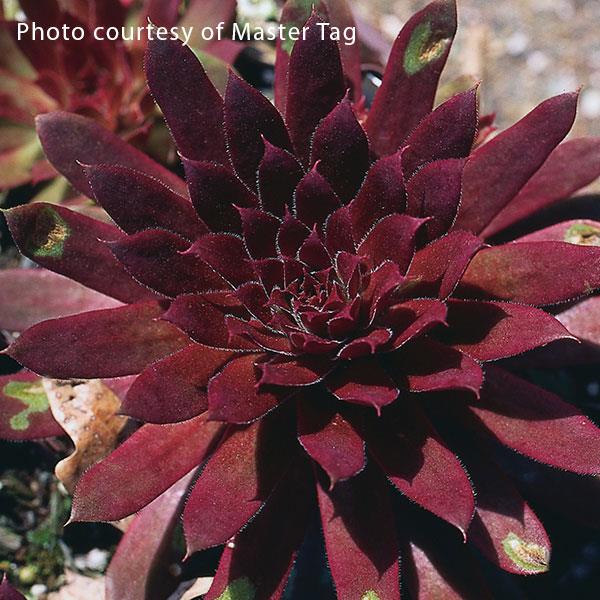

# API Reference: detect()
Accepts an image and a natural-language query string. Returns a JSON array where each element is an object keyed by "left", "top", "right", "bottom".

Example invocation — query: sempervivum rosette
[{"left": 3, "top": 0, "right": 600, "bottom": 598}]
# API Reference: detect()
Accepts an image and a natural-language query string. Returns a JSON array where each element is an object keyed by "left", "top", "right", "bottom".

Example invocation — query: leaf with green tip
[
  {"left": 4, "top": 203, "right": 158, "bottom": 303},
  {"left": 366, "top": 0, "right": 457, "bottom": 156}
]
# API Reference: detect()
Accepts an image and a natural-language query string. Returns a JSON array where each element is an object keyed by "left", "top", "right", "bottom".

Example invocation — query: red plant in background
[
  {"left": 0, "top": 0, "right": 238, "bottom": 200},
  {"left": 3, "top": 0, "right": 600, "bottom": 597}
]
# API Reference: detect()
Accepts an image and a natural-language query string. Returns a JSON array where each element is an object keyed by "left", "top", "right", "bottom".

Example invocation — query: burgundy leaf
[
  {"left": 556, "top": 295, "right": 600, "bottom": 347},
  {"left": 464, "top": 449, "right": 551, "bottom": 574},
  {"left": 467, "top": 366, "right": 600, "bottom": 474},
  {"left": 407, "top": 230, "right": 486, "bottom": 298},
  {"left": 123, "top": 344, "right": 234, "bottom": 424},
  {"left": 514, "top": 218, "right": 600, "bottom": 244},
  {"left": 358, "top": 213, "right": 426, "bottom": 271},
  {"left": 483, "top": 137, "right": 600, "bottom": 237},
  {"left": 164, "top": 293, "right": 249, "bottom": 349},
  {"left": 85, "top": 164, "right": 206, "bottom": 240},
  {"left": 257, "top": 356, "right": 333, "bottom": 387},
  {"left": 286, "top": 12, "right": 346, "bottom": 164},
  {"left": 337, "top": 328, "right": 392, "bottom": 360},
  {"left": 384, "top": 298, "right": 448, "bottom": 349},
  {"left": 294, "top": 167, "right": 341, "bottom": 228},
  {"left": 455, "top": 92, "right": 579, "bottom": 234},
  {"left": 208, "top": 353, "right": 291, "bottom": 423},
  {"left": 0, "top": 575, "right": 25, "bottom": 600},
  {"left": 393, "top": 338, "right": 483, "bottom": 396},
  {"left": 8, "top": 302, "right": 189, "bottom": 379},
  {"left": 460, "top": 241, "right": 600, "bottom": 305},
  {"left": 239, "top": 207, "right": 280, "bottom": 259},
  {"left": 325, "top": 358, "right": 399, "bottom": 414},
  {"left": 402, "top": 512, "right": 493, "bottom": 600},
  {"left": 72, "top": 415, "right": 223, "bottom": 522},
  {"left": 406, "top": 158, "right": 466, "bottom": 240},
  {"left": 441, "top": 299, "right": 574, "bottom": 361},
  {"left": 0, "top": 371, "right": 63, "bottom": 441},
  {"left": 257, "top": 141, "right": 305, "bottom": 217},
  {"left": 317, "top": 466, "right": 401, "bottom": 599},
  {"left": 105, "top": 472, "right": 194, "bottom": 600},
  {"left": 368, "top": 402, "right": 475, "bottom": 534},
  {"left": 403, "top": 86, "right": 478, "bottom": 176},
  {"left": 0, "top": 269, "right": 120, "bottom": 333},
  {"left": 225, "top": 71, "right": 291, "bottom": 189},
  {"left": 298, "top": 399, "right": 365, "bottom": 486},
  {"left": 183, "top": 410, "right": 295, "bottom": 553},
  {"left": 186, "top": 233, "right": 255, "bottom": 286},
  {"left": 366, "top": 0, "right": 457, "bottom": 155},
  {"left": 348, "top": 150, "right": 407, "bottom": 241},
  {"left": 183, "top": 159, "right": 258, "bottom": 234},
  {"left": 145, "top": 37, "right": 227, "bottom": 163},
  {"left": 5, "top": 203, "right": 157, "bottom": 303},
  {"left": 36, "top": 112, "right": 186, "bottom": 197},
  {"left": 325, "top": 206, "right": 355, "bottom": 254},
  {"left": 205, "top": 458, "right": 313, "bottom": 600},
  {"left": 107, "top": 229, "right": 227, "bottom": 297},
  {"left": 310, "top": 97, "right": 370, "bottom": 201}
]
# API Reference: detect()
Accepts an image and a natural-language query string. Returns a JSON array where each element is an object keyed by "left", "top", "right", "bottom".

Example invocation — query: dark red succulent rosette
[{"left": 3, "top": 1, "right": 600, "bottom": 598}]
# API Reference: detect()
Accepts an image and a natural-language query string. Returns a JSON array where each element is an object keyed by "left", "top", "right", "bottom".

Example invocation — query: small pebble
[
  {"left": 505, "top": 31, "right": 529, "bottom": 56},
  {"left": 527, "top": 51, "right": 550, "bottom": 74},
  {"left": 580, "top": 88, "right": 600, "bottom": 119},
  {"left": 30, "top": 584, "right": 47, "bottom": 597}
]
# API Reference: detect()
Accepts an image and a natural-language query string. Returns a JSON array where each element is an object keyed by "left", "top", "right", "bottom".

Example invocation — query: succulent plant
[
  {"left": 3, "top": 0, "right": 600, "bottom": 598},
  {"left": 0, "top": 574, "right": 26, "bottom": 600},
  {"left": 0, "top": 0, "right": 238, "bottom": 199}
]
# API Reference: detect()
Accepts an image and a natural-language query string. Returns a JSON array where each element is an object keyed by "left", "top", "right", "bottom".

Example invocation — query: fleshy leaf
[
  {"left": 405, "top": 158, "right": 466, "bottom": 240},
  {"left": 285, "top": 12, "right": 346, "bottom": 164},
  {"left": 455, "top": 92, "right": 579, "bottom": 234},
  {"left": 407, "top": 230, "right": 485, "bottom": 299},
  {"left": 184, "top": 159, "right": 258, "bottom": 234},
  {"left": 348, "top": 151, "right": 407, "bottom": 241},
  {"left": 366, "top": 0, "right": 457, "bottom": 155},
  {"left": 145, "top": 37, "right": 228, "bottom": 163},
  {"left": 183, "top": 410, "right": 295, "bottom": 554},
  {"left": 208, "top": 353, "right": 290, "bottom": 423},
  {"left": 463, "top": 448, "right": 550, "bottom": 575},
  {"left": 441, "top": 299, "right": 574, "bottom": 361},
  {"left": 105, "top": 472, "right": 194, "bottom": 600},
  {"left": 36, "top": 112, "right": 186, "bottom": 197},
  {"left": 123, "top": 344, "right": 234, "bottom": 424},
  {"left": 310, "top": 97, "right": 370, "bottom": 202},
  {"left": 297, "top": 398, "right": 365, "bottom": 486},
  {"left": 85, "top": 164, "right": 206, "bottom": 240},
  {"left": 466, "top": 366, "right": 600, "bottom": 474},
  {"left": 72, "top": 414, "right": 222, "bottom": 522},
  {"left": 107, "top": 229, "right": 227, "bottom": 297},
  {"left": 8, "top": 302, "right": 189, "bottom": 379},
  {"left": 317, "top": 466, "right": 401, "bottom": 600},
  {"left": 403, "top": 86, "right": 478, "bottom": 176},
  {"left": 460, "top": 241, "right": 600, "bottom": 305},
  {"left": 4, "top": 203, "right": 156, "bottom": 303},
  {"left": 367, "top": 403, "right": 475, "bottom": 534},
  {"left": 224, "top": 71, "right": 291, "bottom": 189},
  {"left": 0, "top": 269, "right": 121, "bottom": 333},
  {"left": 483, "top": 138, "right": 600, "bottom": 237}
]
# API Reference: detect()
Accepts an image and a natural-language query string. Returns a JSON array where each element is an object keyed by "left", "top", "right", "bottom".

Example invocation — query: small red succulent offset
[
  {"left": 3, "top": 0, "right": 600, "bottom": 597},
  {"left": 0, "top": 0, "right": 238, "bottom": 195}
]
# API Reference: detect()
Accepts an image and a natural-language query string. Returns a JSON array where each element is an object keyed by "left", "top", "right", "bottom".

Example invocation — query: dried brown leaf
[{"left": 43, "top": 379, "right": 127, "bottom": 493}]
